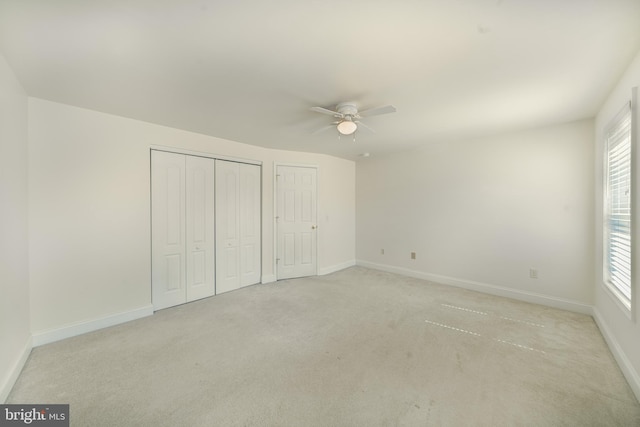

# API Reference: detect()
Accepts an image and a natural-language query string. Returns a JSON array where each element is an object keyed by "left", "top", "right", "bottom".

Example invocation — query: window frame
[{"left": 603, "top": 90, "right": 636, "bottom": 317}]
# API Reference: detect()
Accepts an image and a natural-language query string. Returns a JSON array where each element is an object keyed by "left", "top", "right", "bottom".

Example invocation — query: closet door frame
[{"left": 151, "top": 146, "right": 262, "bottom": 167}]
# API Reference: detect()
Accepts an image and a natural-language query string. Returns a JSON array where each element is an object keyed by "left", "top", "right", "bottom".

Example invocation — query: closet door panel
[
  {"left": 151, "top": 151, "right": 187, "bottom": 310},
  {"left": 186, "top": 155, "right": 215, "bottom": 302},
  {"left": 215, "top": 160, "right": 241, "bottom": 293},
  {"left": 216, "top": 161, "right": 262, "bottom": 293},
  {"left": 240, "top": 163, "right": 261, "bottom": 286}
]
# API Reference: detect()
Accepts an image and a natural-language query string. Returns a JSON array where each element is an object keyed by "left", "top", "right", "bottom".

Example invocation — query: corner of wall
[
  {"left": 593, "top": 46, "right": 640, "bottom": 404},
  {"left": 261, "top": 274, "right": 277, "bottom": 284},
  {"left": 0, "top": 336, "right": 32, "bottom": 403},
  {"left": 318, "top": 260, "right": 356, "bottom": 276},
  {"left": 0, "top": 52, "right": 31, "bottom": 404},
  {"left": 592, "top": 307, "right": 640, "bottom": 402},
  {"left": 356, "top": 260, "right": 593, "bottom": 315}
]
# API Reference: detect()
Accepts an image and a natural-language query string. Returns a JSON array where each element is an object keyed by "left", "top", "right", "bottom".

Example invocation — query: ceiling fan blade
[
  {"left": 355, "top": 120, "right": 375, "bottom": 133},
  {"left": 310, "top": 106, "right": 343, "bottom": 117},
  {"left": 358, "top": 104, "right": 397, "bottom": 117},
  {"left": 312, "top": 124, "right": 337, "bottom": 134}
]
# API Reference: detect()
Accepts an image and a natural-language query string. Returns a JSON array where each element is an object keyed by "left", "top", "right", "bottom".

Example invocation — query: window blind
[{"left": 605, "top": 101, "right": 632, "bottom": 310}]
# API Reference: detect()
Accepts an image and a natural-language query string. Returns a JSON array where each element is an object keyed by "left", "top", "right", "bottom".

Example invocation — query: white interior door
[
  {"left": 185, "top": 155, "right": 215, "bottom": 302},
  {"left": 276, "top": 165, "right": 317, "bottom": 280},
  {"left": 151, "top": 151, "right": 186, "bottom": 310},
  {"left": 239, "top": 163, "right": 261, "bottom": 286}
]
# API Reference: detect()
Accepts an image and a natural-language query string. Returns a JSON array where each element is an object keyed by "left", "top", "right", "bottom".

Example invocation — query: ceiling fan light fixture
[
  {"left": 311, "top": 101, "right": 395, "bottom": 136},
  {"left": 337, "top": 119, "right": 357, "bottom": 135}
]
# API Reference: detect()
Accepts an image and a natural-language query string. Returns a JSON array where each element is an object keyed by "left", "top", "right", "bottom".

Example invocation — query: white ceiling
[{"left": 1, "top": 0, "right": 640, "bottom": 160}]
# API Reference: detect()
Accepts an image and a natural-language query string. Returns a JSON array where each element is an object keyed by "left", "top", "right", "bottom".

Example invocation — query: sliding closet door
[
  {"left": 216, "top": 160, "right": 261, "bottom": 293},
  {"left": 151, "top": 151, "right": 187, "bottom": 310},
  {"left": 185, "top": 155, "right": 215, "bottom": 302}
]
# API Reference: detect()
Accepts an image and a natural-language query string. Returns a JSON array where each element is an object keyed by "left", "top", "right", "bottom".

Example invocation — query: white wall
[
  {"left": 0, "top": 54, "right": 30, "bottom": 402},
  {"left": 28, "top": 98, "right": 355, "bottom": 340},
  {"left": 594, "top": 48, "right": 640, "bottom": 400},
  {"left": 357, "top": 119, "right": 594, "bottom": 310},
  {"left": 317, "top": 158, "right": 356, "bottom": 274}
]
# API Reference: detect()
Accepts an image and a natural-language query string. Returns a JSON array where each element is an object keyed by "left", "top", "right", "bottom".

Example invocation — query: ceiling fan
[{"left": 310, "top": 102, "right": 396, "bottom": 136}]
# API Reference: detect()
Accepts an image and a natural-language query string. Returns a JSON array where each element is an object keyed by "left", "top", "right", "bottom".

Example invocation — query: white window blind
[{"left": 604, "top": 101, "right": 632, "bottom": 311}]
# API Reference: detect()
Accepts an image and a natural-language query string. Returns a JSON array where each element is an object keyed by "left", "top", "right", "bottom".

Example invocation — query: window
[{"left": 604, "top": 99, "right": 633, "bottom": 311}]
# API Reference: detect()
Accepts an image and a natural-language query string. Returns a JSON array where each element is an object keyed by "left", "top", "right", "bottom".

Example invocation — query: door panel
[
  {"left": 192, "top": 251, "right": 205, "bottom": 284},
  {"left": 151, "top": 151, "right": 187, "bottom": 310},
  {"left": 216, "top": 161, "right": 262, "bottom": 293},
  {"left": 301, "top": 232, "right": 313, "bottom": 264},
  {"left": 186, "top": 155, "right": 215, "bottom": 302},
  {"left": 224, "top": 247, "right": 239, "bottom": 278},
  {"left": 283, "top": 233, "right": 295, "bottom": 266},
  {"left": 239, "top": 163, "right": 261, "bottom": 286},
  {"left": 276, "top": 166, "right": 317, "bottom": 279},
  {"left": 216, "top": 161, "right": 240, "bottom": 293},
  {"left": 165, "top": 254, "right": 182, "bottom": 290}
]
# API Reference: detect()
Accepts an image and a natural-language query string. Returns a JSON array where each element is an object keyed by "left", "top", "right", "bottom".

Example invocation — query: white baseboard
[
  {"left": 356, "top": 260, "right": 592, "bottom": 315},
  {"left": 592, "top": 308, "right": 640, "bottom": 403},
  {"left": 262, "top": 261, "right": 356, "bottom": 283},
  {"left": 319, "top": 260, "right": 356, "bottom": 276},
  {"left": 1, "top": 335, "right": 32, "bottom": 403},
  {"left": 31, "top": 305, "right": 154, "bottom": 347},
  {"left": 261, "top": 274, "right": 277, "bottom": 284}
]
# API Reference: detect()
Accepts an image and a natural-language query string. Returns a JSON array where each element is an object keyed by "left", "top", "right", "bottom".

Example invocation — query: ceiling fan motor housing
[{"left": 336, "top": 102, "right": 359, "bottom": 118}]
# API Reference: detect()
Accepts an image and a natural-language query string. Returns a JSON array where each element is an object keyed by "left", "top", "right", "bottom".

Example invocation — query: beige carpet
[{"left": 8, "top": 267, "right": 640, "bottom": 426}]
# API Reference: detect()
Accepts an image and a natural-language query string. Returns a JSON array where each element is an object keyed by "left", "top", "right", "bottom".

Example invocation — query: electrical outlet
[
  {"left": 529, "top": 268, "right": 538, "bottom": 279},
  {"left": 411, "top": 252, "right": 416, "bottom": 260}
]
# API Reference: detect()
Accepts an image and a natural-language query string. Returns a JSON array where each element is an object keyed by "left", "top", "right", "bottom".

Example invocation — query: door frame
[
  {"left": 150, "top": 145, "right": 262, "bottom": 166},
  {"left": 273, "top": 162, "right": 319, "bottom": 280}
]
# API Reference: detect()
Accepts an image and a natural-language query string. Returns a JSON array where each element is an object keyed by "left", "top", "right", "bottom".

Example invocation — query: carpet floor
[{"left": 8, "top": 267, "right": 640, "bottom": 426}]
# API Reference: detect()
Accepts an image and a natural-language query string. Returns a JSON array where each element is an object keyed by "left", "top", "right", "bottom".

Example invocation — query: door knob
[{"left": 311, "top": 225, "right": 317, "bottom": 229}]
